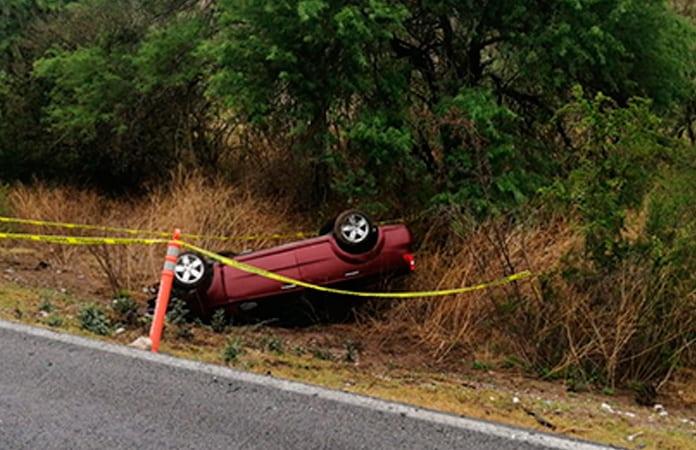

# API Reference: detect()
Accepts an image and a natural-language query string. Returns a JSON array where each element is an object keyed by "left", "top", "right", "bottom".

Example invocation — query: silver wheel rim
[
  {"left": 175, "top": 254, "right": 205, "bottom": 285},
  {"left": 340, "top": 213, "right": 370, "bottom": 244}
]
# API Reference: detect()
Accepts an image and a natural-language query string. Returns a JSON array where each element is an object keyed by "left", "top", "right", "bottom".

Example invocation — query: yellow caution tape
[
  {"left": 0, "top": 216, "right": 313, "bottom": 242},
  {"left": 0, "top": 230, "right": 532, "bottom": 298},
  {"left": 0, "top": 231, "right": 167, "bottom": 246},
  {"left": 0, "top": 214, "right": 423, "bottom": 243},
  {"left": 180, "top": 241, "right": 533, "bottom": 298}
]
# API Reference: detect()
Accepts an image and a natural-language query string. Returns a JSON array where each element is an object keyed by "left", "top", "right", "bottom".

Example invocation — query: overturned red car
[{"left": 169, "top": 210, "right": 415, "bottom": 317}]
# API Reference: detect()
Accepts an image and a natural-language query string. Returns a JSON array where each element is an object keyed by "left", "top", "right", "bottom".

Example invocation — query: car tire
[
  {"left": 332, "top": 210, "right": 378, "bottom": 254},
  {"left": 173, "top": 252, "right": 212, "bottom": 290}
]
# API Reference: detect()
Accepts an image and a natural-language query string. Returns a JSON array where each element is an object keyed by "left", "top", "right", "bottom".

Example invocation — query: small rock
[
  {"left": 489, "top": 396, "right": 496, "bottom": 401},
  {"left": 114, "top": 327, "right": 126, "bottom": 335},
  {"left": 658, "top": 410, "right": 668, "bottom": 417},
  {"left": 38, "top": 311, "right": 49, "bottom": 318},
  {"left": 627, "top": 432, "right": 644, "bottom": 442},
  {"left": 129, "top": 336, "right": 152, "bottom": 351},
  {"left": 512, "top": 396, "right": 520, "bottom": 404},
  {"left": 600, "top": 403, "right": 615, "bottom": 414},
  {"left": 654, "top": 404, "right": 664, "bottom": 410}
]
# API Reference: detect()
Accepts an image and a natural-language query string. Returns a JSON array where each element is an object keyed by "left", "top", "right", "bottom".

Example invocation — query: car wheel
[
  {"left": 173, "top": 252, "right": 211, "bottom": 290},
  {"left": 333, "top": 210, "right": 378, "bottom": 254}
]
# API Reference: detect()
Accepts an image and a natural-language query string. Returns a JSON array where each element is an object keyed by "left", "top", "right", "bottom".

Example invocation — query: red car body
[{"left": 184, "top": 224, "right": 414, "bottom": 316}]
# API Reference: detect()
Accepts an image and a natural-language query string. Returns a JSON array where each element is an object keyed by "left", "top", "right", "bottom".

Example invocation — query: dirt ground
[{"left": 1, "top": 243, "right": 695, "bottom": 449}]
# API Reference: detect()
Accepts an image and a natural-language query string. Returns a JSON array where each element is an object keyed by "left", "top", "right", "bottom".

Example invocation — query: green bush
[
  {"left": 78, "top": 304, "right": 112, "bottom": 336},
  {"left": 166, "top": 298, "right": 189, "bottom": 325},
  {"left": 111, "top": 294, "right": 139, "bottom": 325}
]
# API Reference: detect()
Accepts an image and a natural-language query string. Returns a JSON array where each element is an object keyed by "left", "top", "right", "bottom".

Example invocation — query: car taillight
[{"left": 402, "top": 253, "right": 416, "bottom": 272}]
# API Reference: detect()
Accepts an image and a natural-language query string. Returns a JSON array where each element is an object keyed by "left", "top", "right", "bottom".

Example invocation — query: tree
[{"left": 210, "top": 0, "right": 695, "bottom": 211}]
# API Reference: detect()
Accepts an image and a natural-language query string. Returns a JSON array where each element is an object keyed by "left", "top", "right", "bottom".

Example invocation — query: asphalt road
[{"left": 0, "top": 320, "right": 612, "bottom": 450}]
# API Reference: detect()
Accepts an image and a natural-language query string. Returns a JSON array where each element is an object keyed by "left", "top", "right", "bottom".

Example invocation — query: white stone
[
  {"left": 129, "top": 336, "right": 152, "bottom": 351},
  {"left": 600, "top": 403, "right": 615, "bottom": 414}
]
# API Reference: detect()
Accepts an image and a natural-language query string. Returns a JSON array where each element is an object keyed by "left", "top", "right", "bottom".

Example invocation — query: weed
[
  {"left": 174, "top": 324, "right": 194, "bottom": 341},
  {"left": 501, "top": 356, "right": 525, "bottom": 370},
  {"left": 78, "top": 304, "right": 112, "bottom": 335},
  {"left": 112, "top": 294, "right": 139, "bottom": 325},
  {"left": 210, "top": 309, "right": 227, "bottom": 333},
  {"left": 472, "top": 360, "right": 491, "bottom": 371},
  {"left": 344, "top": 340, "right": 360, "bottom": 363},
  {"left": 45, "top": 314, "right": 64, "bottom": 327},
  {"left": 138, "top": 314, "right": 152, "bottom": 332},
  {"left": 292, "top": 346, "right": 306, "bottom": 356},
  {"left": 38, "top": 298, "right": 54, "bottom": 313},
  {"left": 262, "top": 336, "right": 284, "bottom": 354},
  {"left": 311, "top": 348, "right": 334, "bottom": 361},
  {"left": 166, "top": 297, "right": 189, "bottom": 325},
  {"left": 223, "top": 339, "right": 244, "bottom": 363},
  {"left": 602, "top": 387, "right": 615, "bottom": 396}
]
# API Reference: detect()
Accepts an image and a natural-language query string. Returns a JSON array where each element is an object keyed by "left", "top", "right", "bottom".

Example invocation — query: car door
[
  {"left": 294, "top": 238, "right": 363, "bottom": 285},
  {"left": 222, "top": 248, "right": 302, "bottom": 301}
]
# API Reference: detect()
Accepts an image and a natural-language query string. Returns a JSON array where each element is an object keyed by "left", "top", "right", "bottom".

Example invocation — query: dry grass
[
  {"left": 375, "top": 217, "right": 578, "bottom": 361},
  {"left": 6, "top": 170, "right": 299, "bottom": 292},
  {"left": 373, "top": 213, "right": 696, "bottom": 388}
]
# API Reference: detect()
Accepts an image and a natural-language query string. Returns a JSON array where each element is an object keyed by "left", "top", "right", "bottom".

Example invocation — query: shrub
[
  {"left": 111, "top": 293, "right": 139, "bottom": 325},
  {"left": 166, "top": 297, "right": 189, "bottom": 325},
  {"left": 78, "top": 304, "right": 112, "bottom": 336}
]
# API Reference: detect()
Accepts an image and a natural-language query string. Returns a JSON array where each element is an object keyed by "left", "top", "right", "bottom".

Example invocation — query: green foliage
[
  {"left": 472, "top": 360, "right": 491, "bottom": 371},
  {"left": 555, "top": 87, "right": 666, "bottom": 268},
  {"left": 78, "top": 304, "right": 112, "bottom": 335},
  {"left": 174, "top": 324, "right": 194, "bottom": 340},
  {"left": 222, "top": 338, "right": 243, "bottom": 363},
  {"left": 134, "top": 17, "right": 206, "bottom": 93},
  {"left": 311, "top": 347, "right": 334, "bottom": 361},
  {"left": 38, "top": 298, "right": 54, "bottom": 313},
  {"left": 166, "top": 297, "right": 189, "bottom": 325},
  {"left": 262, "top": 336, "right": 284, "bottom": 355},
  {"left": 210, "top": 309, "right": 227, "bottom": 333},
  {"left": 34, "top": 46, "right": 133, "bottom": 140},
  {"left": 45, "top": 314, "right": 64, "bottom": 327},
  {"left": 111, "top": 294, "right": 139, "bottom": 326},
  {"left": 0, "top": 0, "right": 215, "bottom": 190},
  {"left": 344, "top": 340, "right": 359, "bottom": 363},
  {"left": 646, "top": 147, "right": 696, "bottom": 275}
]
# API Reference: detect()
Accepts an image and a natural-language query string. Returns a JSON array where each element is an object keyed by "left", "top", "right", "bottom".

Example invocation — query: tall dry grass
[
  {"left": 376, "top": 217, "right": 577, "bottom": 361},
  {"left": 6, "top": 170, "right": 300, "bottom": 293},
  {"left": 377, "top": 215, "right": 695, "bottom": 388}
]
